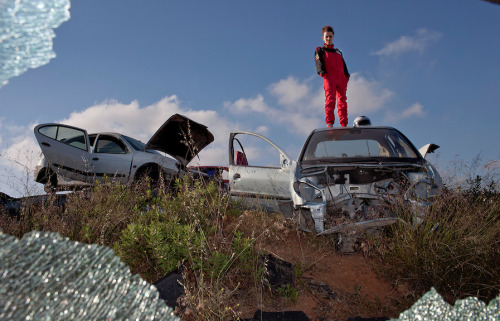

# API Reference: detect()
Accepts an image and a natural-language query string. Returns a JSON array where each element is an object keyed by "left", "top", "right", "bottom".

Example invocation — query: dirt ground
[{"left": 229, "top": 216, "right": 414, "bottom": 321}]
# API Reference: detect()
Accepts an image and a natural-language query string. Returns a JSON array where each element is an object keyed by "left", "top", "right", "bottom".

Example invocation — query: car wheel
[{"left": 135, "top": 165, "right": 161, "bottom": 185}]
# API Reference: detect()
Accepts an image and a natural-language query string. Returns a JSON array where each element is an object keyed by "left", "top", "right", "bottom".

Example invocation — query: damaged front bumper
[{"left": 291, "top": 164, "right": 441, "bottom": 235}]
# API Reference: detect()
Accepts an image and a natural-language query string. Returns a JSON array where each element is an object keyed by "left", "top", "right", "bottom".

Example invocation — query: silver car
[
  {"left": 34, "top": 114, "right": 214, "bottom": 192},
  {"left": 228, "top": 121, "right": 442, "bottom": 247}
]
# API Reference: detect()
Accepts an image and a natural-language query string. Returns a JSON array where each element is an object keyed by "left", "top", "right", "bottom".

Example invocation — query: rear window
[{"left": 39, "top": 125, "right": 87, "bottom": 151}]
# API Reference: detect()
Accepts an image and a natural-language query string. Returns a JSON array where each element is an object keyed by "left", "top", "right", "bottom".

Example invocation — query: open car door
[
  {"left": 34, "top": 124, "right": 92, "bottom": 183},
  {"left": 228, "top": 132, "right": 294, "bottom": 214}
]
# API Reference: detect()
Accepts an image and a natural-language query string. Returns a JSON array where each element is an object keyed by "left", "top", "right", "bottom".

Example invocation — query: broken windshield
[{"left": 300, "top": 128, "right": 420, "bottom": 164}]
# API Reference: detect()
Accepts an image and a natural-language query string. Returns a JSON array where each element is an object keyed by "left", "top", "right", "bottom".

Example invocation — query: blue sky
[{"left": 1, "top": 0, "right": 499, "bottom": 196}]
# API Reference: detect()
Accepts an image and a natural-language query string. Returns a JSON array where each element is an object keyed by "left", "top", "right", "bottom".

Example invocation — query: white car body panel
[
  {"left": 228, "top": 132, "right": 294, "bottom": 212},
  {"left": 229, "top": 126, "right": 443, "bottom": 240},
  {"left": 34, "top": 124, "right": 93, "bottom": 183}
]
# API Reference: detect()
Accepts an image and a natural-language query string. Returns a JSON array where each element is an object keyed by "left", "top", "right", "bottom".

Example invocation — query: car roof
[
  {"left": 311, "top": 126, "right": 398, "bottom": 133},
  {"left": 89, "top": 132, "right": 122, "bottom": 136}
]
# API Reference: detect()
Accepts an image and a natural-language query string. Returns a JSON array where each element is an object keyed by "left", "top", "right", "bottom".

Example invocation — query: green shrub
[
  {"left": 113, "top": 219, "right": 206, "bottom": 282},
  {"left": 232, "top": 231, "right": 256, "bottom": 269}
]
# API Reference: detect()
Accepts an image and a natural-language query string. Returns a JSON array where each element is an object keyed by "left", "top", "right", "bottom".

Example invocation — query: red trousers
[{"left": 324, "top": 76, "right": 348, "bottom": 127}]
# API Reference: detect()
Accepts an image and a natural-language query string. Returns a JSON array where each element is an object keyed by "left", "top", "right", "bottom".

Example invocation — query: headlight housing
[
  {"left": 293, "top": 180, "right": 322, "bottom": 202},
  {"left": 406, "top": 172, "right": 434, "bottom": 201}
]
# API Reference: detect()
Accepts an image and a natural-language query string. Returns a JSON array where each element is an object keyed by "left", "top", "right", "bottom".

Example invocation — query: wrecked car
[
  {"left": 34, "top": 114, "right": 214, "bottom": 192},
  {"left": 228, "top": 119, "right": 442, "bottom": 241}
]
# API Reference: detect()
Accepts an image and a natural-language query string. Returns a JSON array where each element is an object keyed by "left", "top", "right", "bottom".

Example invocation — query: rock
[
  {"left": 260, "top": 254, "right": 294, "bottom": 291},
  {"left": 153, "top": 269, "right": 185, "bottom": 309},
  {"left": 308, "top": 281, "right": 337, "bottom": 300}
]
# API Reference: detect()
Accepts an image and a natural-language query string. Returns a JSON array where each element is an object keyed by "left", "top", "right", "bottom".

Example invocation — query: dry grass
[
  {"left": 1, "top": 167, "right": 499, "bottom": 319},
  {"left": 369, "top": 183, "right": 499, "bottom": 303}
]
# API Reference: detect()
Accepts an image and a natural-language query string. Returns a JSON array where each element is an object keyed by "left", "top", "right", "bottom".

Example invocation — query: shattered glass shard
[
  {"left": 392, "top": 287, "right": 500, "bottom": 321},
  {"left": 0, "top": 0, "right": 71, "bottom": 88},
  {"left": 0, "top": 229, "right": 498, "bottom": 320},
  {"left": 0, "top": 230, "right": 180, "bottom": 320}
]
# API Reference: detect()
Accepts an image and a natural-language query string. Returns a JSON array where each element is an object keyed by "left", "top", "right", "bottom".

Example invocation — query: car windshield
[
  {"left": 300, "top": 127, "right": 420, "bottom": 164},
  {"left": 122, "top": 135, "right": 160, "bottom": 154}
]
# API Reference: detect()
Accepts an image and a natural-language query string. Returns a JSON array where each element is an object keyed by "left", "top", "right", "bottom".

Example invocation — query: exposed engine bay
[{"left": 292, "top": 163, "right": 440, "bottom": 235}]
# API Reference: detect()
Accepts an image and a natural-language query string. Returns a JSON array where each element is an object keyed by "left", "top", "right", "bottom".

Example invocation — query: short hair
[{"left": 322, "top": 25, "right": 334, "bottom": 35}]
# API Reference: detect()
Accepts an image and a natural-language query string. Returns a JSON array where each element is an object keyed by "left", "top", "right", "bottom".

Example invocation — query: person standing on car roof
[{"left": 315, "top": 25, "right": 350, "bottom": 128}]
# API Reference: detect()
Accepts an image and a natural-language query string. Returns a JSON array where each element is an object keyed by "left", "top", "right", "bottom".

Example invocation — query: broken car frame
[{"left": 228, "top": 125, "right": 443, "bottom": 247}]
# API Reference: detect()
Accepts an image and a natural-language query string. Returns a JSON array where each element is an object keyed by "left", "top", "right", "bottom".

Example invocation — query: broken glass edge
[
  {"left": 0, "top": 0, "right": 71, "bottom": 88},
  {"left": 0, "top": 230, "right": 180, "bottom": 320}
]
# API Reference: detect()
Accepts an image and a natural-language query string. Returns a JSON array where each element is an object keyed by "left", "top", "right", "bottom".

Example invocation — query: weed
[
  {"left": 3, "top": 151, "right": 498, "bottom": 319},
  {"left": 276, "top": 283, "right": 298, "bottom": 302},
  {"left": 293, "top": 259, "right": 303, "bottom": 279}
]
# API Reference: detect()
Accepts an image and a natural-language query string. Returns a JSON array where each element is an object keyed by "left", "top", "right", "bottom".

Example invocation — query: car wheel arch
[
  {"left": 37, "top": 167, "right": 58, "bottom": 193},
  {"left": 134, "top": 163, "right": 163, "bottom": 182}
]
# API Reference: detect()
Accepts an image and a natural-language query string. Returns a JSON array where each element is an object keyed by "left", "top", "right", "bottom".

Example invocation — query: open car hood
[{"left": 145, "top": 114, "right": 214, "bottom": 166}]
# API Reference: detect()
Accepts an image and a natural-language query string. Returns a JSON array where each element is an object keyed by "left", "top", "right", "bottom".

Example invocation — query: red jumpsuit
[{"left": 315, "top": 44, "right": 349, "bottom": 127}]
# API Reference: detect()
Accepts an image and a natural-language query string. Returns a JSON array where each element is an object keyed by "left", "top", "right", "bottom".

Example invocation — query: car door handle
[
  {"left": 42, "top": 142, "right": 51, "bottom": 147},
  {"left": 233, "top": 173, "right": 241, "bottom": 179},
  {"left": 92, "top": 158, "right": 99, "bottom": 161}
]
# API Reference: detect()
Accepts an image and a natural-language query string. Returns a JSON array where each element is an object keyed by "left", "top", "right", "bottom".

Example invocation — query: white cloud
[
  {"left": 372, "top": 29, "right": 442, "bottom": 56},
  {"left": 385, "top": 103, "right": 427, "bottom": 123},
  {"left": 54, "top": 96, "right": 239, "bottom": 167},
  {"left": 347, "top": 73, "right": 394, "bottom": 116},
  {"left": 0, "top": 124, "right": 44, "bottom": 196},
  {"left": 60, "top": 96, "right": 182, "bottom": 142},
  {"left": 269, "top": 76, "right": 310, "bottom": 107},
  {"left": 287, "top": 113, "right": 322, "bottom": 134},
  {"left": 223, "top": 74, "right": 395, "bottom": 134},
  {"left": 255, "top": 126, "right": 269, "bottom": 135},
  {"left": 311, "top": 87, "right": 326, "bottom": 111},
  {"left": 223, "top": 77, "right": 324, "bottom": 135},
  {"left": 224, "top": 94, "right": 269, "bottom": 114}
]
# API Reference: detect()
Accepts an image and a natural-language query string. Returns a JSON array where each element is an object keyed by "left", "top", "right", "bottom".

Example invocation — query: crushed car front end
[{"left": 290, "top": 126, "right": 443, "bottom": 235}]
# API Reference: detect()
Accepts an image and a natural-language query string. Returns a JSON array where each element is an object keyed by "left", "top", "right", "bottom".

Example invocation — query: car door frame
[
  {"left": 34, "top": 123, "right": 93, "bottom": 183},
  {"left": 228, "top": 131, "right": 295, "bottom": 213},
  {"left": 89, "top": 134, "right": 135, "bottom": 184}
]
